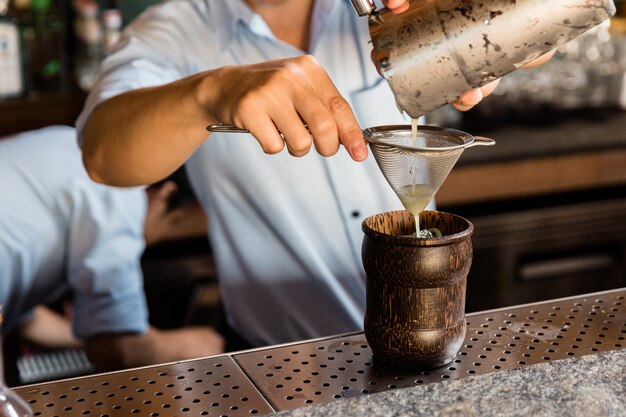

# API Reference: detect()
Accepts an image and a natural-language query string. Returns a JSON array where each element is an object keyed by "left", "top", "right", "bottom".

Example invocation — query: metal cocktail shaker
[{"left": 350, "top": 0, "right": 616, "bottom": 118}]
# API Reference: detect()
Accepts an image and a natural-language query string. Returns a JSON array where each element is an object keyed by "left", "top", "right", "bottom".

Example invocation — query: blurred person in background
[{"left": 0, "top": 126, "right": 224, "bottom": 372}]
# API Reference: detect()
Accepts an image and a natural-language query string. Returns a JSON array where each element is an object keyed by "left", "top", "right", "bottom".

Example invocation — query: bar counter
[{"left": 17, "top": 288, "right": 626, "bottom": 417}]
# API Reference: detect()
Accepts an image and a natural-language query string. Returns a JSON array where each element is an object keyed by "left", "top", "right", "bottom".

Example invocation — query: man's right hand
[
  {"left": 200, "top": 55, "right": 368, "bottom": 162},
  {"left": 84, "top": 56, "right": 369, "bottom": 188}
]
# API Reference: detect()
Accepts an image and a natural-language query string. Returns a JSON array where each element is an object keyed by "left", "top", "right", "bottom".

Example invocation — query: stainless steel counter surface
[{"left": 16, "top": 288, "right": 626, "bottom": 417}]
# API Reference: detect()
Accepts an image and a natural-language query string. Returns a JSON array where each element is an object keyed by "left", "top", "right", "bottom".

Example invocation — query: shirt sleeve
[
  {"left": 75, "top": 4, "right": 189, "bottom": 146},
  {"left": 65, "top": 178, "right": 149, "bottom": 340}
]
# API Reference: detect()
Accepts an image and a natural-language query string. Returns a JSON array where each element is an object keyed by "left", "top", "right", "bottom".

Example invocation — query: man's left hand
[
  {"left": 381, "top": 1, "right": 556, "bottom": 112},
  {"left": 451, "top": 50, "right": 556, "bottom": 111},
  {"left": 383, "top": 0, "right": 410, "bottom": 14}
]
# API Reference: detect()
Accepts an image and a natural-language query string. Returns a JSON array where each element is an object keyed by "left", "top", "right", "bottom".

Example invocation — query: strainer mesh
[{"left": 367, "top": 131, "right": 465, "bottom": 213}]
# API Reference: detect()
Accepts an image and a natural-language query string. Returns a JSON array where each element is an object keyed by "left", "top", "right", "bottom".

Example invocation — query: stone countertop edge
[{"left": 275, "top": 348, "right": 626, "bottom": 417}]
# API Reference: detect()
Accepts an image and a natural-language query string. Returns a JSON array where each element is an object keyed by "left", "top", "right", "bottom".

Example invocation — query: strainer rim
[{"left": 363, "top": 124, "right": 473, "bottom": 152}]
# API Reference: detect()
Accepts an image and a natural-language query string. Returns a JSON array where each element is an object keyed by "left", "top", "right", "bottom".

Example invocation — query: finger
[
  {"left": 390, "top": 2, "right": 410, "bottom": 14},
  {"left": 479, "top": 79, "right": 501, "bottom": 98},
  {"left": 522, "top": 49, "right": 556, "bottom": 69},
  {"left": 452, "top": 87, "right": 483, "bottom": 110},
  {"left": 294, "top": 94, "right": 340, "bottom": 157},
  {"left": 329, "top": 96, "right": 367, "bottom": 161},
  {"left": 147, "top": 181, "right": 178, "bottom": 205},
  {"left": 272, "top": 106, "right": 313, "bottom": 157},
  {"left": 371, "top": 49, "right": 383, "bottom": 77},
  {"left": 384, "top": 0, "right": 410, "bottom": 13},
  {"left": 230, "top": 83, "right": 286, "bottom": 154},
  {"left": 305, "top": 63, "right": 366, "bottom": 162},
  {"left": 310, "top": 116, "right": 340, "bottom": 157},
  {"left": 159, "top": 181, "right": 178, "bottom": 197},
  {"left": 451, "top": 101, "right": 475, "bottom": 112},
  {"left": 245, "top": 115, "right": 286, "bottom": 155}
]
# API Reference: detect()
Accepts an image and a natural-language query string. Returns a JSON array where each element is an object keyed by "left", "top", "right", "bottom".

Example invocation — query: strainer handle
[
  {"left": 206, "top": 124, "right": 311, "bottom": 134},
  {"left": 466, "top": 136, "right": 495, "bottom": 148},
  {"left": 206, "top": 124, "right": 250, "bottom": 133}
]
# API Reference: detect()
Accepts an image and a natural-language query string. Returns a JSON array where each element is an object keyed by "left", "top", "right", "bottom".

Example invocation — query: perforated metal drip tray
[
  {"left": 18, "top": 356, "right": 274, "bottom": 417},
  {"left": 17, "top": 289, "right": 626, "bottom": 416},
  {"left": 234, "top": 288, "right": 626, "bottom": 411}
]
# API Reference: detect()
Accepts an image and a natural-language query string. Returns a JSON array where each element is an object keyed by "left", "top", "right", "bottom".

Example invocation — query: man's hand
[
  {"left": 381, "top": 0, "right": 499, "bottom": 112},
  {"left": 451, "top": 80, "right": 501, "bottom": 112},
  {"left": 384, "top": 0, "right": 410, "bottom": 14},
  {"left": 521, "top": 49, "right": 557, "bottom": 69},
  {"left": 83, "top": 54, "right": 370, "bottom": 188},
  {"left": 86, "top": 326, "right": 225, "bottom": 371},
  {"left": 381, "top": 1, "right": 556, "bottom": 112},
  {"left": 202, "top": 55, "right": 368, "bottom": 162},
  {"left": 451, "top": 50, "right": 557, "bottom": 111},
  {"left": 144, "top": 181, "right": 178, "bottom": 246},
  {"left": 18, "top": 306, "right": 83, "bottom": 349}
]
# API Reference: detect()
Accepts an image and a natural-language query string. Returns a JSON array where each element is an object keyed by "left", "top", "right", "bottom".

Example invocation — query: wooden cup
[{"left": 362, "top": 210, "right": 474, "bottom": 368}]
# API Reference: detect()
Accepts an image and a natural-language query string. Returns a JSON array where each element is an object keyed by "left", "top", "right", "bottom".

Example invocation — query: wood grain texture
[{"left": 362, "top": 210, "right": 473, "bottom": 368}]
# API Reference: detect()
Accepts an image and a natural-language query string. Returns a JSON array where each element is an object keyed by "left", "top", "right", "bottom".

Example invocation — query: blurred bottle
[
  {"left": 20, "top": 0, "right": 69, "bottom": 93},
  {"left": 72, "top": 0, "right": 102, "bottom": 91},
  {"left": 0, "top": 0, "right": 26, "bottom": 98},
  {"left": 101, "top": 8, "right": 121, "bottom": 55}
]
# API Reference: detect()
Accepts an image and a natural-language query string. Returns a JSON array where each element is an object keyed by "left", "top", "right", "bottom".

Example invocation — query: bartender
[{"left": 78, "top": 0, "right": 549, "bottom": 348}]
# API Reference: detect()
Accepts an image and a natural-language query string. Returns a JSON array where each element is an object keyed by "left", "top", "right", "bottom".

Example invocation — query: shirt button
[{"left": 351, "top": 210, "right": 361, "bottom": 218}]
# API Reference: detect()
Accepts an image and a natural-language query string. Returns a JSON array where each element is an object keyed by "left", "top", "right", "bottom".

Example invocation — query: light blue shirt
[
  {"left": 0, "top": 126, "right": 148, "bottom": 339},
  {"left": 77, "top": 0, "right": 432, "bottom": 346}
]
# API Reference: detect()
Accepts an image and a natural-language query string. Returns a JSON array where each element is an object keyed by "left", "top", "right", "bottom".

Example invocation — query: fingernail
[{"left": 350, "top": 143, "right": 368, "bottom": 161}]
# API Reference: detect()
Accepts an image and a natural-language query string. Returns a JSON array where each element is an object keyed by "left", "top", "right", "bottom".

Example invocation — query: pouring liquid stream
[
  {"left": 397, "top": 119, "right": 441, "bottom": 238},
  {"left": 407, "top": 118, "right": 427, "bottom": 236}
]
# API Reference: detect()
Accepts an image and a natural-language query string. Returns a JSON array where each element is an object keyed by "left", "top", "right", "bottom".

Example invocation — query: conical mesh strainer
[
  {"left": 364, "top": 125, "right": 495, "bottom": 216},
  {"left": 205, "top": 122, "right": 494, "bottom": 218}
]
